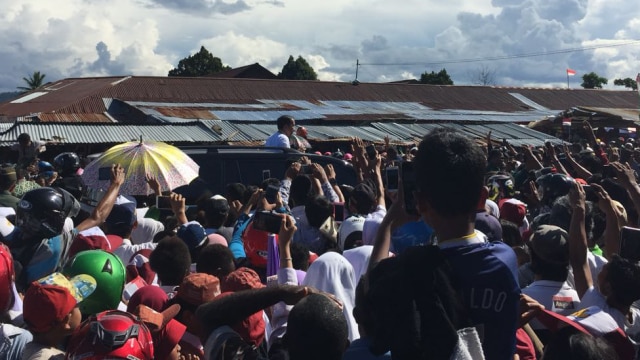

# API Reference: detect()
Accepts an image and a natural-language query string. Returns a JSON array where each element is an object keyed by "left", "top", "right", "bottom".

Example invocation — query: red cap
[
  {"left": 68, "top": 234, "right": 110, "bottom": 258},
  {"left": 498, "top": 199, "right": 526, "bottom": 226},
  {"left": 222, "top": 267, "right": 264, "bottom": 292},
  {"left": 216, "top": 292, "right": 266, "bottom": 347},
  {"left": 23, "top": 283, "right": 77, "bottom": 333},
  {"left": 175, "top": 273, "right": 221, "bottom": 306}
]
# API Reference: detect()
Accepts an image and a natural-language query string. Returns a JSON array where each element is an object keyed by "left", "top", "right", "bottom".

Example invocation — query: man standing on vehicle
[{"left": 266, "top": 115, "right": 296, "bottom": 148}]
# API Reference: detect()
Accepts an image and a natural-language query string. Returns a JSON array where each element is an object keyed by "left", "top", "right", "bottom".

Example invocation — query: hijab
[{"left": 302, "top": 251, "right": 360, "bottom": 341}]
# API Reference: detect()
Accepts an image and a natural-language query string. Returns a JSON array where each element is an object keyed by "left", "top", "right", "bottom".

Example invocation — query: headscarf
[
  {"left": 302, "top": 252, "right": 359, "bottom": 341},
  {"left": 342, "top": 245, "right": 374, "bottom": 285},
  {"left": 131, "top": 218, "right": 165, "bottom": 245}
]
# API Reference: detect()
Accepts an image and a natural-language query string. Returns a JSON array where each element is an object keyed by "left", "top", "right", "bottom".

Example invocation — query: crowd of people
[{"left": 1, "top": 117, "right": 640, "bottom": 360}]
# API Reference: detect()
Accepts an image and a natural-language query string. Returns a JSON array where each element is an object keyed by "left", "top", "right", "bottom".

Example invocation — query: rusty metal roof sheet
[{"left": 2, "top": 76, "right": 638, "bottom": 121}]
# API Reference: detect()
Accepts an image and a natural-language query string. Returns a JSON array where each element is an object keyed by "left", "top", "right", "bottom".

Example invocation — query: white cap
[{"left": 338, "top": 215, "right": 365, "bottom": 251}]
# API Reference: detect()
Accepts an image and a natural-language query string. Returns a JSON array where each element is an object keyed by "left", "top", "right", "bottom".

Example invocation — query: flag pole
[{"left": 567, "top": 72, "right": 570, "bottom": 89}]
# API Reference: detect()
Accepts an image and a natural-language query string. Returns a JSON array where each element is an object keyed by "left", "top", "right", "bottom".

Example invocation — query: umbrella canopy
[{"left": 82, "top": 140, "right": 199, "bottom": 195}]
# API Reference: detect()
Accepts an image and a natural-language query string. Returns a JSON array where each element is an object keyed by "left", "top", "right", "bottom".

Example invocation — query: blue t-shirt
[
  {"left": 439, "top": 233, "right": 520, "bottom": 360},
  {"left": 390, "top": 220, "right": 433, "bottom": 254}
]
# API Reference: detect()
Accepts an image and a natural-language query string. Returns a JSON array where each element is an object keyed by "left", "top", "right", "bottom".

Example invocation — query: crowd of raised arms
[{"left": 3, "top": 119, "right": 640, "bottom": 360}]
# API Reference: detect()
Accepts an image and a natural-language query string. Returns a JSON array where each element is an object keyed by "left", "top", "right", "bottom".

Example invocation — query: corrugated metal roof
[
  {"left": 0, "top": 122, "right": 220, "bottom": 144},
  {"left": 37, "top": 113, "right": 113, "bottom": 123},
  {"left": 2, "top": 76, "right": 638, "bottom": 121}
]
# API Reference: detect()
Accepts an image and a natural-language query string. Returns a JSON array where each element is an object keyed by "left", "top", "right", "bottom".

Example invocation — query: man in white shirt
[
  {"left": 265, "top": 115, "right": 295, "bottom": 148},
  {"left": 522, "top": 225, "right": 581, "bottom": 334}
]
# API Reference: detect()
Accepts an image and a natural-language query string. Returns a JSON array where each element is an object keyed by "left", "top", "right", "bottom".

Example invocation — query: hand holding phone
[
  {"left": 265, "top": 185, "right": 279, "bottom": 204},
  {"left": 156, "top": 195, "right": 172, "bottom": 209},
  {"left": 401, "top": 162, "right": 418, "bottom": 215},
  {"left": 385, "top": 166, "right": 399, "bottom": 192},
  {"left": 366, "top": 144, "right": 377, "bottom": 160},
  {"left": 253, "top": 211, "right": 283, "bottom": 234}
]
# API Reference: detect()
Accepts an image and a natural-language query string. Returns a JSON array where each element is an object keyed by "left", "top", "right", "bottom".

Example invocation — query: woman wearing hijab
[{"left": 302, "top": 251, "right": 359, "bottom": 341}]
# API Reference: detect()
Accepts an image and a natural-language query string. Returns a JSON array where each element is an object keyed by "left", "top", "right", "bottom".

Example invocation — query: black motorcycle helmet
[
  {"left": 53, "top": 152, "right": 81, "bottom": 176},
  {"left": 16, "top": 187, "right": 80, "bottom": 239},
  {"left": 536, "top": 173, "right": 575, "bottom": 207}
]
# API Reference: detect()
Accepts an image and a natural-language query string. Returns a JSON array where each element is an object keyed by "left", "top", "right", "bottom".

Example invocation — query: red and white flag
[
  {"left": 563, "top": 117, "right": 571, "bottom": 126},
  {"left": 567, "top": 68, "right": 576, "bottom": 76}
]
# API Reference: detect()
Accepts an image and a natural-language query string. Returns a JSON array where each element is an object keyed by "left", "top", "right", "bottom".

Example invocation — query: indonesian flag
[
  {"left": 563, "top": 117, "right": 571, "bottom": 126},
  {"left": 567, "top": 68, "right": 576, "bottom": 76}
]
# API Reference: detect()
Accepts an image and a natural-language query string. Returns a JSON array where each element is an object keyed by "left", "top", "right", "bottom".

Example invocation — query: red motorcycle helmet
[
  {"left": 242, "top": 222, "right": 272, "bottom": 268},
  {"left": 0, "top": 244, "right": 14, "bottom": 313},
  {"left": 65, "top": 310, "right": 154, "bottom": 360}
]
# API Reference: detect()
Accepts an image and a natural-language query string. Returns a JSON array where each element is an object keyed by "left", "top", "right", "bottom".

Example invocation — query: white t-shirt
[
  {"left": 265, "top": 132, "right": 290, "bottom": 148},
  {"left": 112, "top": 238, "right": 157, "bottom": 264},
  {"left": 580, "top": 286, "right": 640, "bottom": 340},
  {"left": 522, "top": 280, "right": 581, "bottom": 329}
]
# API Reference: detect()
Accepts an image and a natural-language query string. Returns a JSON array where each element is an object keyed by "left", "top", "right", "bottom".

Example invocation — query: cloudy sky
[{"left": 1, "top": 0, "right": 639, "bottom": 92}]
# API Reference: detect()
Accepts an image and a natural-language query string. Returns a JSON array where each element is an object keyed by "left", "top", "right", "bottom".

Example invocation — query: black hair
[
  {"left": 276, "top": 115, "right": 294, "bottom": 131},
  {"left": 289, "top": 175, "right": 313, "bottom": 208},
  {"left": 606, "top": 255, "right": 640, "bottom": 307},
  {"left": 285, "top": 294, "right": 349, "bottom": 360},
  {"left": 17, "top": 133, "right": 30, "bottom": 143},
  {"left": 102, "top": 223, "right": 135, "bottom": 239},
  {"left": 549, "top": 195, "right": 595, "bottom": 242},
  {"left": 542, "top": 327, "right": 618, "bottom": 360},
  {"left": 242, "top": 186, "right": 259, "bottom": 205},
  {"left": 305, "top": 195, "right": 334, "bottom": 229},
  {"left": 529, "top": 250, "right": 569, "bottom": 282},
  {"left": 290, "top": 241, "right": 310, "bottom": 271},
  {"left": 260, "top": 178, "right": 281, "bottom": 191},
  {"left": 149, "top": 236, "right": 192, "bottom": 286},
  {"left": 225, "top": 183, "right": 246, "bottom": 203},
  {"left": 414, "top": 128, "right": 486, "bottom": 217},
  {"left": 500, "top": 219, "right": 523, "bottom": 247},
  {"left": 152, "top": 229, "right": 176, "bottom": 243},
  {"left": 198, "top": 197, "right": 229, "bottom": 228},
  {"left": 196, "top": 244, "right": 237, "bottom": 279}
]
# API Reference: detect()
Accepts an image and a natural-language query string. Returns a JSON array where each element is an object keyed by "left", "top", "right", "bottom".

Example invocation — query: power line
[{"left": 359, "top": 40, "right": 640, "bottom": 66}]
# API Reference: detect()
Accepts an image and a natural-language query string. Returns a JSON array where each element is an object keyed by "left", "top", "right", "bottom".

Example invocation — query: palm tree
[{"left": 17, "top": 71, "right": 46, "bottom": 92}]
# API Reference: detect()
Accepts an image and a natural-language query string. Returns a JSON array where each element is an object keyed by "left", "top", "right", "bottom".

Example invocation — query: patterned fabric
[{"left": 11, "top": 179, "right": 40, "bottom": 198}]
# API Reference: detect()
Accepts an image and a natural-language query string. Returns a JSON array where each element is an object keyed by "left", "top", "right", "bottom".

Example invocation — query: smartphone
[
  {"left": 155, "top": 195, "right": 172, "bottom": 210},
  {"left": 401, "top": 162, "right": 418, "bottom": 215},
  {"left": 300, "top": 164, "right": 313, "bottom": 175},
  {"left": 366, "top": 144, "right": 377, "bottom": 159},
  {"left": 333, "top": 202, "right": 345, "bottom": 222},
  {"left": 582, "top": 185, "right": 598, "bottom": 203},
  {"left": 252, "top": 211, "right": 282, "bottom": 234},
  {"left": 620, "top": 226, "right": 640, "bottom": 263},
  {"left": 262, "top": 170, "right": 271, "bottom": 181},
  {"left": 98, "top": 167, "right": 112, "bottom": 181},
  {"left": 386, "top": 166, "right": 399, "bottom": 192},
  {"left": 265, "top": 185, "right": 279, "bottom": 204},
  {"left": 602, "top": 165, "right": 616, "bottom": 179}
]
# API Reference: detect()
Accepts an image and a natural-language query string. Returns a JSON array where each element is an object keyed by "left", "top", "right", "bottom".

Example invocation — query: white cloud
[{"left": 0, "top": 0, "right": 638, "bottom": 92}]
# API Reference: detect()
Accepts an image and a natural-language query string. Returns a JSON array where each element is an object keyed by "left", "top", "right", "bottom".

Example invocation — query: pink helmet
[
  {"left": 65, "top": 310, "right": 154, "bottom": 360},
  {"left": 344, "top": 153, "right": 353, "bottom": 160},
  {"left": 0, "top": 244, "right": 14, "bottom": 313}
]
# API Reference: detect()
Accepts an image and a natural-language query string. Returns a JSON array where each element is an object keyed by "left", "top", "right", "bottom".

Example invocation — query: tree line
[{"left": 15, "top": 48, "right": 639, "bottom": 90}]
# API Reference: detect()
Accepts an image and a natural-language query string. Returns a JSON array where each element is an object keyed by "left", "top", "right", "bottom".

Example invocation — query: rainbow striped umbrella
[{"left": 82, "top": 140, "right": 199, "bottom": 195}]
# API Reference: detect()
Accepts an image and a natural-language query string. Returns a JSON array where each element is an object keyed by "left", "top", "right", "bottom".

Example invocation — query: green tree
[
  {"left": 277, "top": 55, "right": 318, "bottom": 80},
  {"left": 17, "top": 71, "right": 46, "bottom": 92},
  {"left": 420, "top": 68, "right": 454, "bottom": 85},
  {"left": 580, "top": 72, "right": 608, "bottom": 89},
  {"left": 168, "top": 46, "right": 231, "bottom": 77},
  {"left": 613, "top": 77, "right": 638, "bottom": 90}
]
